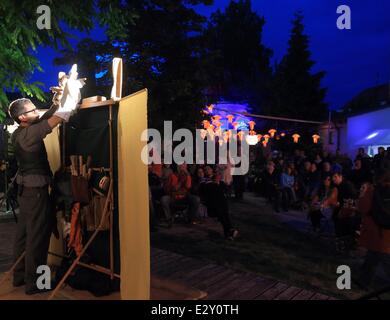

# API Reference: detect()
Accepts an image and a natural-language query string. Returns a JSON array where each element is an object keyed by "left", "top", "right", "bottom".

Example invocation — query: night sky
[{"left": 31, "top": 0, "right": 390, "bottom": 111}]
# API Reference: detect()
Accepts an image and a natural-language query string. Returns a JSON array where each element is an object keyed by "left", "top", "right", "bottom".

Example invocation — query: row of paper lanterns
[{"left": 201, "top": 114, "right": 320, "bottom": 147}]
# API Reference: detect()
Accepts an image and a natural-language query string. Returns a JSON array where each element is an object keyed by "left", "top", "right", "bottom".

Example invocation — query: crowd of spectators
[{"left": 148, "top": 145, "right": 390, "bottom": 289}]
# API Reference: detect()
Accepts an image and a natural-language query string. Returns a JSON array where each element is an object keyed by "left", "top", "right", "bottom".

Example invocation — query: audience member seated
[
  {"left": 160, "top": 163, "right": 200, "bottom": 227},
  {"left": 307, "top": 162, "right": 321, "bottom": 200},
  {"left": 280, "top": 166, "right": 296, "bottom": 211},
  {"left": 321, "top": 161, "right": 332, "bottom": 179},
  {"left": 308, "top": 175, "right": 338, "bottom": 233},
  {"left": 297, "top": 160, "right": 312, "bottom": 203}
]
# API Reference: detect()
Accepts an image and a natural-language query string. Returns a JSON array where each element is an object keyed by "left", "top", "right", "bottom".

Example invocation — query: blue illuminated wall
[{"left": 347, "top": 107, "right": 390, "bottom": 156}]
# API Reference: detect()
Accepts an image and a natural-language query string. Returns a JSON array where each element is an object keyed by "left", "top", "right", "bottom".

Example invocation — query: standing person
[
  {"left": 356, "top": 171, "right": 390, "bottom": 289},
  {"left": 348, "top": 159, "right": 371, "bottom": 191},
  {"left": 8, "top": 93, "right": 71, "bottom": 295},
  {"left": 373, "top": 147, "right": 386, "bottom": 174},
  {"left": 332, "top": 172, "right": 359, "bottom": 252},
  {"left": 355, "top": 147, "right": 369, "bottom": 161},
  {"left": 261, "top": 161, "right": 281, "bottom": 212},
  {"left": 200, "top": 166, "right": 239, "bottom": 240}
]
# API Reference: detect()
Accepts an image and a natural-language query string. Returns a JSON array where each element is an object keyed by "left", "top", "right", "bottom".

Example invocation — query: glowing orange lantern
[
  {"left": 263, "top": 134, "right": 270, "bottom": 143},
  {"left": 237, "top": 131, "right": 244, "bottom": 141},
  {"left": 248, "top": 121, "right": 256, "bottom": 131},
  {"left": 202, "top": 120, "right": 210, "bottom": 129},
  {"left": 213, "top": 115, "right": 222, "bottom": 122},
  {"left": 207, "top": 104, "right": 214, "bottom": 113},
  {"left": 227, "top": 114, "right": 234, "bottom": 123},
  {"left": 214, "top": 121, "right": 222, "bottom": 128},
  {"left": 232, "top": 122, "right": 239, "bottom": 130},
  {"left": 262, "top": 140, "right": 268, "bottom": 147},
  {"left": 280, "top": 132, "right": 286, "bottom": 137},
  {"left": 268, "top": 128, "right": 277, "bottom": 138},
  {"left": 312, "top": 134, "right": 320, "bottom": 144},
  {"left": 292, "top": 133, "right": 301, "bottom": 143}
]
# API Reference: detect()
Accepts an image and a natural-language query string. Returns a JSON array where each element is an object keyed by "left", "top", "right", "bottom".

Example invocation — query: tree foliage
[
  {"left": 0, "top": 0, "right": 137, "bottom": 121},
  {"left": 104, "top": 0, "right": 214, "bottom": 130},
  {"left": 270, "top": 12, "right": 327, "bottom": 121},
  {"left": 204, "top": 0, "right": 273, "bottom": 112}
]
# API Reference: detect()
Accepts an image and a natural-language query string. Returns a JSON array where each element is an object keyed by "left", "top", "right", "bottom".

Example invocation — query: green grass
[{"left": 151, "top": 195, "right": 384, "bottom": 299}]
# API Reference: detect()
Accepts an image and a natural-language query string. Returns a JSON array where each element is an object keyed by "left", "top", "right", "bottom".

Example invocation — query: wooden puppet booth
[{"left": 44, "top": 78, "right": 150, "bottom": 299}]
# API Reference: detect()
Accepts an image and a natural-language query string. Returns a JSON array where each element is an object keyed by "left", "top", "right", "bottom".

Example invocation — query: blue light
[
  {"left": 366, "top": 132, "right": 379, "bottom": 140},
  {"left": 95, "top": 70, "right": 108, "bottom": 79}
]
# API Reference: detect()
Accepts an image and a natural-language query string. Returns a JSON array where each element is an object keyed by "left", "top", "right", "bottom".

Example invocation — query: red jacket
[
  {"left": 164, "top": 172, "right": 191, "bottom": 199},
  {"left": 358, "top": 183, "right": 390, "bottom": 254}
]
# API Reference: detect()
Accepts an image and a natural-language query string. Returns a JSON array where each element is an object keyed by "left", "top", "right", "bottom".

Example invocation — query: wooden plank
[
  {"left": 152, "top": 255, "right": 187, "bottom": 274},
  {"left": 158, "top": 257, "right": 202, "bottom": 278},
  {"left": 274, "top": 286, "right": 303, "bottom": 300},
  {"left": 214, "top": 272, "right": 260, "bottom": 300},
  {"left": 207, "top": 272, "right": 258, "bottom": 300},
  {"left": 205, "top": 272, "right": 243, "bottom": 300},
  {"left": 151, "top": 253, "right": 177, "bottom": 270},
  {"left": 255, "top": 282, "right": 289, "bottom": 300},
  {"left": 79, "top": 99, "right": 114, "bottom": 109},
  {"left": 191, "top": 266, "right": 234, "bottom": 291},
  {"left": 202, "top": 268, "right": 238, "bottom": 294},
  {"left": 310, "top": 293, "right": 330, "bottom": 300},
  {"left": 292, "top": 289, "right": 316, "bottom": 300},
  {"left": 164, "top": 258, "right": 206, "bottom": 279},
  {"left": 184, "top": 265, "right": 226, "bottom": 287},
  {"left": 233, "top": 277, "right": 277, "bottom": 300},
  {"left": 177, "top": 264, "right": 219, "bottom": 284}
]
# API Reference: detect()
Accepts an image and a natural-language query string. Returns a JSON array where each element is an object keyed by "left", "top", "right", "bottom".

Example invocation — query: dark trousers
[
  {"left": 265, "top": 185, "right": 280, "bottom": 212},
  {"left": 308, "top": 209, "right": 322, "bottom": 229},
  {"left": 161, "top": 194, "right": 200, "bottom": 221},
  {"left": 202, "top": 183, "right": 233, "bottom": 237},
  {"left": 13, "top": 185, "right": 53, "bottom": 291},
  {"left": 359, "top": 250, "right": 390, "bottom": 287},
  {"left": 281, "top": 187, "right": 296, "bottom": 211}
]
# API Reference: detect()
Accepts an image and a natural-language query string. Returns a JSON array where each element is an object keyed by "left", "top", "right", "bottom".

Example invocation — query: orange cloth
[
  {"left": 163, "top": 172, "right": 192, "bottom": 199},
  {"left": 68, "top": 202, "right": 83, "bottom": 256},
  {"left": 358, "top": 183, "right": 390, "bottom": 254}
]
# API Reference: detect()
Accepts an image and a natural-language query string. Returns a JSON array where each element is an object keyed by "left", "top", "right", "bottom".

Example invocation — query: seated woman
[
  {"left": 199, "top": 166, "right": 239, "bottom": 240},
  {"left": 160, "top": 163, "right": 200, "bottom": 227},
  {"left": 308, "top": 175, "right": 338, "bottom": 233},
  {"left": 280, "top": 166, "right": 296, "bottom": 211}
]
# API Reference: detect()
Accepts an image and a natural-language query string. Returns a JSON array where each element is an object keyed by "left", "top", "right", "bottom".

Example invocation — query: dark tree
[
  {"left": 204, "top": 0, "right": 273, "bottom": 112},
  {"left": 271, "top": 12, "right": 327, "bottom": 122},
  {"left": 103, "top": 0, "right": 214, "bottom": 131}
]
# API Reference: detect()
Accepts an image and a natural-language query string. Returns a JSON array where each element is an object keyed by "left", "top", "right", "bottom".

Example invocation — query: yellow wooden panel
[
  {"left": 118, "top": 89, "right": 150, "bottom": 300},
  {"left": 43, "top": 125, "right": 63, "bottom": 266}
]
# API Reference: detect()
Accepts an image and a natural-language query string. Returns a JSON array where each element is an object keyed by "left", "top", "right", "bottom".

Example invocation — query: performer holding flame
[{"left": 7, "top": 65, "right": 85, "bottom": 295}]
